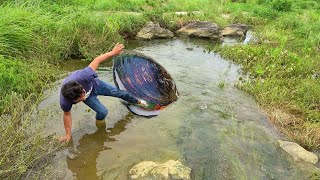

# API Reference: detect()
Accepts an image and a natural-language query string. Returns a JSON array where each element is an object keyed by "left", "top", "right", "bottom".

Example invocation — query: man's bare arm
[
  {"left": 89, "top": 43, "right": 124, "bottom": 71},
  {"left": 59, "top": 111, "right": 72, "bottom": 142}
]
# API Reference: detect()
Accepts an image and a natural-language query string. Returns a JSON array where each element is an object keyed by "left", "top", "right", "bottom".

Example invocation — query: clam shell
[{"left": 113, "top": 51, "right": 179, "bottom": 116}]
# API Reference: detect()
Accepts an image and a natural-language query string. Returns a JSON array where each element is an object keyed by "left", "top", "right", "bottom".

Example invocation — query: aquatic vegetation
[
  {"left": 219, "top": 44, "right": 320, "bottom": 149},
  {"left": 218, "top": 81, "right": 226, "bottom": 89}
]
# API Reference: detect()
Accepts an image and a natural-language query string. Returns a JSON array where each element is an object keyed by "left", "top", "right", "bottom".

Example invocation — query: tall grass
[
  {"left": 217, "top": 0, "right": 320, "bottom": 149},
  {"left": 0, "top": 56, "right": 57, "bottom": 111},
  {"left": 0, "top": 1, "right": 148, "bottom": 61},
  {"left": 0, "top": 1, "right": 148, "bottom": 178},
  {"left": 0, "top": 92, "right": 61, "bottom": 179},
  {"left": 0, "top": 6, "right": 37, "bottom": 59}
]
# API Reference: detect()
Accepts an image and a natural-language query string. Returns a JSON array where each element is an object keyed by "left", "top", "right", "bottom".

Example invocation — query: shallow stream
[{"left": 40, "top": 39, "right": 315, "bottom": 179}]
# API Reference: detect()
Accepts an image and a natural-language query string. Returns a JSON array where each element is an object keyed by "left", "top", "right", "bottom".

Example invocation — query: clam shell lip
[
  {"left": 115, "top": 70, "right": 161, "bottom": 117},
  {"left": 113, "top": 51, "right": 179, "bottom": 115}
]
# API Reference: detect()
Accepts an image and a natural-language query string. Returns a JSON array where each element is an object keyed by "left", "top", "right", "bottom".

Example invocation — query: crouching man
[{"left": 59, "top": 43, "right": 147, "bottom": 142}]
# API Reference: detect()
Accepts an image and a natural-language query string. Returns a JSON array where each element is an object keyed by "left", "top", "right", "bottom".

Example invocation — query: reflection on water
[
  {"left": 47, "top": 39, "right": 316, "bottom": 179},
  {"left": 66, "top": 113, "right": 134, "bottom": 180}
]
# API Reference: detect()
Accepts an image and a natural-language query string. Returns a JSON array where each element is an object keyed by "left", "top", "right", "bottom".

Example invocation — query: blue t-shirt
[{"left": 60, "top": 67, "right": 100, "bottom": 112}]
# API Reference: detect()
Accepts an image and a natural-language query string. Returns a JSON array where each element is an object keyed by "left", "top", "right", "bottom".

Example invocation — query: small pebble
[{"left": 199, "top": 104, "right": 207, "bottom": 110}]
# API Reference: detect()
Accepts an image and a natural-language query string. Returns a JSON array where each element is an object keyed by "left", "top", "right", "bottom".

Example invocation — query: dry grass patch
[{"left": 270, "top": 108, "right": 320, "bottom": 150}]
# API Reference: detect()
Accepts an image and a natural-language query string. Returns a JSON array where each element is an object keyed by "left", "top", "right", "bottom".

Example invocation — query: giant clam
[{"left": 113, "top": 51, "right": 179, "bottom": 116}]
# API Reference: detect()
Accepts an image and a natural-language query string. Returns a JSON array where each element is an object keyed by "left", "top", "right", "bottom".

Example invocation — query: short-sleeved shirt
[{"left": 60, "top": 67, "right": 100, "bottom": 112}]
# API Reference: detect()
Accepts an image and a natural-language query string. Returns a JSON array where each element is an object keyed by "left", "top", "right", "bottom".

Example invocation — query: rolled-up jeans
[{"left": 83, "top": 79, "right": 138, "bottom": 120}]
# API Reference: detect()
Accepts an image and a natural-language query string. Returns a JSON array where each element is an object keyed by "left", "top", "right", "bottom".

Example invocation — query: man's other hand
[{"left": 59, "top": 134, "right": 71, "bottom": 142}]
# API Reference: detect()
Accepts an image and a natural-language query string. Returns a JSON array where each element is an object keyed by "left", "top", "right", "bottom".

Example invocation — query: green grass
[
  {"left": 0, "top": 57, "right": 57, "bottom": 111},
  {"left": 0, "top": 0, "right": 319, "bottom": 178},
  {"left": 215, "top": 0, "right": 320, "bottom": 149},
  {"left": 0, "top": 92, "right": 61, "bottom": 179}
]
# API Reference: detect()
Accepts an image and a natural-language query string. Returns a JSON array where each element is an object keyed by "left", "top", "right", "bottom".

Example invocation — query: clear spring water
[{"left": 41, "top": 39, "right": 315, "bottom": 179}]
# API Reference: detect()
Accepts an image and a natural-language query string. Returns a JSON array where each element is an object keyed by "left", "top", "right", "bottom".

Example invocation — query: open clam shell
[{"left": 113, "top": 51, "right": 179, "bottom": 116}]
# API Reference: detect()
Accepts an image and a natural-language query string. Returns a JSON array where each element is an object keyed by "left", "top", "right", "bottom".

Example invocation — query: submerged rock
[
  {"left": 177, "top": 21, "right": 220, "bottom": 40},
  {"left": 278, "top": 140, "right": 319, "bottom": 164},
  {"left": 137, "top": 22, "right": 174, "bottom": 40},
  {"left": 63, "top": 148, "right": 80, "bottom": 160},
  {"left": 199, "top": 104, "right": 207, "bottom": 110},
  {"left": 129, "top": 160, "right": 191, "bottom": 180},
  {"left": 222, "top": 23, "right": 250, "bottom": 37}
]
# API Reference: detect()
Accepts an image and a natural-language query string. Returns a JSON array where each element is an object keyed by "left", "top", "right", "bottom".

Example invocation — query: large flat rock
[
  {"left": 137, "top": 22, "right": 174, "bottom": 40},
  {"left": 278, "top": 140, "right": 319, "bottom": 164},
  {"left": 129, "top": 160, "right": 191, "bottom": 180},
  {"left": 222, "top": 23, "right": 250, "bottom": 37},
  {"left": 176, "top": 21, "right": 220, "bottom": 40}
]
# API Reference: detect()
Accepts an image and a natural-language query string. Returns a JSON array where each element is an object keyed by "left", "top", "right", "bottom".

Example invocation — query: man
[{"left": 59, "top": 43, "right": 147, "bottom": 142}]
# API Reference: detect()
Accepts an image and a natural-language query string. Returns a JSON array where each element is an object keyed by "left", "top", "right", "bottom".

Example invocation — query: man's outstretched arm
[
  {"left": 89, "top": 43, "right": 124, "bottom": 71},
  {"left": 59, "top": 111, "right": 72, "bottom": 142}
]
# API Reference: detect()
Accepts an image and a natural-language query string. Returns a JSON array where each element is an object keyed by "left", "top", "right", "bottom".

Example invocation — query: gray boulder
[
  {"left": 177, "top": 21, "right": 220, "bottom": 40},
  {"left": 137, "top": 22, "right": 174, "bottom": 40},
  {"left": 278, "top": 140, "right": 319, "bottom": 164},
  {"left": 222, "top": 23, "right": 250, "bottom": 37},
  {"left": 129, "top": 160, "right": 191, "bottom": 180}
]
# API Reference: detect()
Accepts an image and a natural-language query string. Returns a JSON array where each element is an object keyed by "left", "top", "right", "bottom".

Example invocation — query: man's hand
[
  {"left": 110, "top": 43, "right": 125, "bottom": 56},
  {"left": 59, "top": 134, "right": 71, "bottom": 142},
  {"left": 61, "top": 111, "right": 72, "bottom": 143},
  {"left": 89, "top": 43, "right": 125, "bottom": 71}
]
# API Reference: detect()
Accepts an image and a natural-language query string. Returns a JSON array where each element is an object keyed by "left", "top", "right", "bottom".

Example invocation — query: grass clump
[
  {"left": 0, "top": 93, "right": 60, "bottom": 179},
  {"left": 0, "top": 56, "right": 57, "bottom": 112},
  {"left": 271, "top": 0, "right": 293, "bottom": 12}
]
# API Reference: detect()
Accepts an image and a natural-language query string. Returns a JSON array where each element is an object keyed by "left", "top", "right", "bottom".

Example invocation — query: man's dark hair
[{"left": 61, "top": 81, "right": 83, "bottom": 102}]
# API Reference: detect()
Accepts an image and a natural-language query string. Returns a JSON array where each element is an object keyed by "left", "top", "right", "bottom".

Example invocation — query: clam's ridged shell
[{"left": 113, "top": 51, "right": 179, "bottom": 116}]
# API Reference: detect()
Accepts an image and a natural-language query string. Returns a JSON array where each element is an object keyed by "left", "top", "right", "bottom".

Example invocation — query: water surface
[{"left": 41, "top": 39, "right": 315, "bottom": 179}]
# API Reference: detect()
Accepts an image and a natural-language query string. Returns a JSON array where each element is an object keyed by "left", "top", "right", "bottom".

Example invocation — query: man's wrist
[
  {"left": 108, "top": 51, "right": 116, "bottom": 57},
  {"left": 65, "top": 131, "right": 71, "bottom": 137}
]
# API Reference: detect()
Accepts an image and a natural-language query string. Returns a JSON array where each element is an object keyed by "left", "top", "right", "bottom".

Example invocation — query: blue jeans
[{"left": 83, "top": 79, "right": 138, "bottom": 120}]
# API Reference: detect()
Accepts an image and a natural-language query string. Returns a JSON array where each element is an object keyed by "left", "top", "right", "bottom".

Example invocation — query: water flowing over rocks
[
  {"left": 129, "top": 160, "right": 191, "bottom": 180},
  {"left": 136, "top": 22, "right": 174, "bottom": 40},
  {"left": 222, "top": 23, "right": 250, "bottom": 37},
  {"left": 176, "top": 21, "right": 220, "bottom": 40},
  {"left": 278, "top": 140, "right": 319, "bottom": 164}
]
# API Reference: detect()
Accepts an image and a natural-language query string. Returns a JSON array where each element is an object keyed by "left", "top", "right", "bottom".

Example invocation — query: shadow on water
[{"left": 66, "top": 113, "right": 134, "bottom": 180}]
